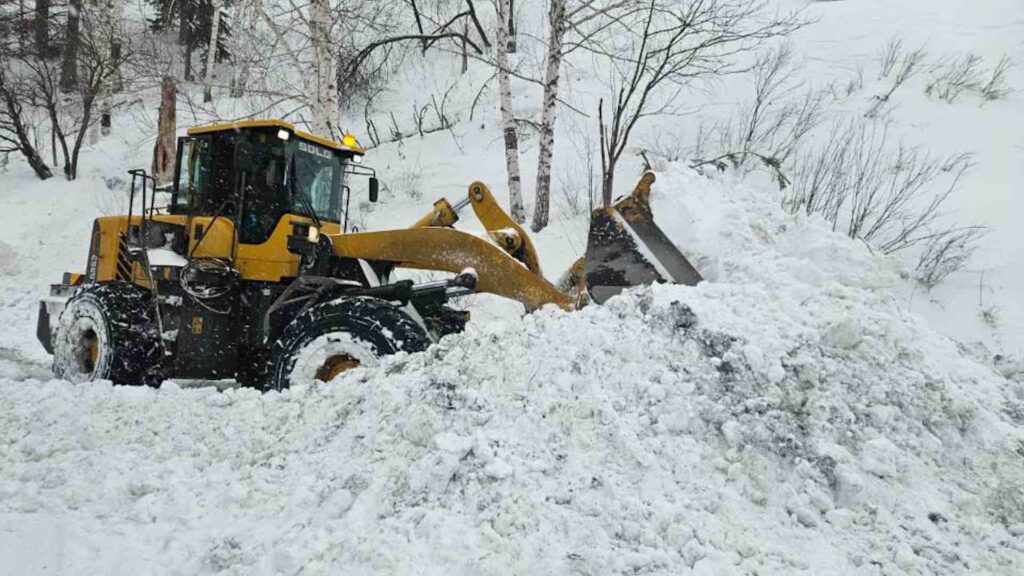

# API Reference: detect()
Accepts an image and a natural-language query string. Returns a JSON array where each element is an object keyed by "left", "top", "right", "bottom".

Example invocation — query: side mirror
[{"left": 368, "top": 177, "right": 379, "bottom": 203}]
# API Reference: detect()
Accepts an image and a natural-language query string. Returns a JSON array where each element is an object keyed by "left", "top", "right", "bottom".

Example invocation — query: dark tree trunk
[
  {"left": 178, "top": 5, "right": 189, "bottom": 45},
  {"left": 110, "top": 40, "right": 123, "bottom": 92},
  {"left": 34, "top": 0, "right": 50, "bottom": 56},
  {"left": 179, "top": 6, "right": 194, "bottom": 80},
  {"left": 67, "top": 94, "right": 95, "bottom": 180},
  {"left": 59, "top": 0, "right": 80, "bottom": 91},
  {"left": 184, "top": 46, "right": 193, "bottom": 80},
  {"left": 0, "top": 85, "right": 53, "bottom": 179},
  {"left": 21, "top": 143, "right": 52, "bottom": 179}
]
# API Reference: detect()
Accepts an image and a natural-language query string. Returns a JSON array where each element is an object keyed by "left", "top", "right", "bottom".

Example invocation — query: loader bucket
[{"left": 583, "top": 172, "right": 702, "bottom": 304}]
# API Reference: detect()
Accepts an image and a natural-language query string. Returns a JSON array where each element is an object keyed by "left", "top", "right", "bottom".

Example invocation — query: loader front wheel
[
  {"left": 267, "top": 297, "right": 430, "bottom": 391},
  {"left": 52, "top": 282, "right": 162, "bottom": 385}
]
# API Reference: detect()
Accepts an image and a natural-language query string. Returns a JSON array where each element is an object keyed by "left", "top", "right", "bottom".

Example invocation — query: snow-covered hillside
[
  {"left": 2, "top": 0, "right": 1023, "bottom": 574},
  {"left": 2, "top": 167, "right": 1024, "bottom": 574}
]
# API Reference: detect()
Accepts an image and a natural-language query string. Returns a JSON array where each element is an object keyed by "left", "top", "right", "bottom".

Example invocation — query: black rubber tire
[
  {"left": 422, "top": 305, "right": 469, "bottom": 339},
  {"left": 52, "top": 281, "right": 162, "bottom": 385},
  {"left": 267, "top": 297, "right": 430, "bottom": 391}
]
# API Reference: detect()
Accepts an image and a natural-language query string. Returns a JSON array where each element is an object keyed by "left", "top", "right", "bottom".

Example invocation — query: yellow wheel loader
[{"left": 36, "top": 120, "right": 701, "bottom": 390}]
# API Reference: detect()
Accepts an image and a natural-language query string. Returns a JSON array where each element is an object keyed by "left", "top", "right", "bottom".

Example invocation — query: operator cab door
[
  {"left": 174, "top": 134, "right": 237, "bottom": 260},
  {"left": 235, "top": 134, "right": 290, "bottom": 246},
  {"left": 170, "top": 135, "right": 243, "bottom": 380}
]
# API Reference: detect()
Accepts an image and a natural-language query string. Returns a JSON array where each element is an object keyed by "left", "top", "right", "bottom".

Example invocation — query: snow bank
[{"left": 2, "top": 165, "right": 1023, "bottom": 575}]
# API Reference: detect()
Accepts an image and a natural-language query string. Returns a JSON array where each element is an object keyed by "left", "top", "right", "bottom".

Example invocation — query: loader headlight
[
  {"left": 277, "top": 129, "right": 290, "bottom": 141},
  {"left": 308, "top": 226, "right": 320, "bottom": 242}
]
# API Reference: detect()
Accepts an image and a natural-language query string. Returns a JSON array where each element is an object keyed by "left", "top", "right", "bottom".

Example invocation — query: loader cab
[{"left": 170, "top": 120, "right": 370, "bottom": 247}]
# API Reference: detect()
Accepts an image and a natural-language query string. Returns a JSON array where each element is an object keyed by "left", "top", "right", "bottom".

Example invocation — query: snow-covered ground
[
  {"left": 775, "top": 0, "right": 1024, "bottom": 366},
  {"left": 2, "top": 0, "right": 1023, "bottom": 574},
  {"left": 2, "top": 168, "right": 1024, "bottom": 574}
]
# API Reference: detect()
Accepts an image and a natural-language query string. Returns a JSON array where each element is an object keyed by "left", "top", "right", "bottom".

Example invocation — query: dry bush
[
  {"left": 693, "top": 44, "right": 824, "bottom": 188},
  {"left": 925, "top": 52, "right": 1014, "bottom": 104},
  {"left": 866, "top": 42, "right": 927, "bottom": 118},
  {"left": 380, "top": 162, "right": 423, "bottom": 201},
  {"left": 785, "top": 118, "right": 982, "bottom": 268},
  {"left": 925, "top": 53, "right": 985, "bottom": 102},
  {"left": 827, "top": 65, "right": 865, "bottom": 101},
  {"left": 878, "top": 36, "right": 904, "bottom": 79},
  {"left": 642, "top": 130, "right": 689, "bottom": 164},
  {"left": 980, "top": 55, "right": 1014, "bottom": 101},
  {"left": 914, "top": 225, "right": 987, "bottom": 290},
  {"left": 554, "top": 147, "right": 597, "bottom": 218}
]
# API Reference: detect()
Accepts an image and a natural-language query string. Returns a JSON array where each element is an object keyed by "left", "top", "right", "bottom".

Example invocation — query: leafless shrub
[
  {"left": 380, "top": 162, "right": 423, "bottom": 201},
  {"left": 785, "top": 118, "right": 980, "bottom": 266},
  {"left": 980, "top": 55, "right": 1014, "bottom": 101},
  {"left": 642, "top": 130, "right": 688, "bottom": 164},
  {"left": 980, "top": 304, "right": 1001, "bottom": 328},
  {"left": 914, "top": 225, "right": 987, "bottom": 290},
  {"left": 693, "top": 44, "right": 824, "bottom": 189},
  {"left": 554, "top": 144, "right": 597, "bottom": 218},
  {"left": 926, "top": 53, "right": 984, "bottom": 102},
  {"left": 594, "top": 0, "right": 806, "bottom": 206},
  {"left": 825, "top": 66, "right": 864, "bottom": 101},
  {"left": 368, "top": 80, "right": 461, "bottom": 147},
  {"left": 732, "top": 44, "right": 826, "bottom": 165},
  {"left": 866, "top": 44, "right": 927, "bottom": 118},
  {"left": 878, "top": 36, "right": 904, "bottom": 79}
]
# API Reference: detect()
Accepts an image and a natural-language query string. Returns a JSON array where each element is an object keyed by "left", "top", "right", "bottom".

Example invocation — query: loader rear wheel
[
  {"left": 267, "top": 297, "right": 430, "bottom": 391},
  {"left": 52, "top": 282, "right": 162, "bottom": 385}
]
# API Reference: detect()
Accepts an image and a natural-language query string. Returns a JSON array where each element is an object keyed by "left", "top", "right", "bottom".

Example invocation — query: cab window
[
  {"left": 173, "top": 137, "right": 211, "bottom": 212},
  {"left": 293, "top": 140, "right": 343, "bottom": 222},
  {"left": 238, "top": 134, "right": 290, "bottom": 244}
]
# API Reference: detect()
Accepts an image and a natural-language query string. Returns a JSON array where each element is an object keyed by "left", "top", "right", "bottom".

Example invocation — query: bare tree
[
  {"left": 529, "top": 0, "right": 566, "bottom": 231},
  {"left": 494, "top": 0, "right": 524, "bottom": 222},
  {"left": 20, "top": 14, "right": 132, "bottom": 179},
  {"left": 0, "top": 64, "right": 53, "bottom": 179},
  {"left": 202, "top": 0, "right": 223, "bottom": 103},
  {"left": 532, "top": 0, "right": 640, "bottom": 231},
  {"left": 596, "top": 0, "right": 802, "bottom": 206},
  {"left": 309, "top": 0, "right": 338, "bottom": 138}
]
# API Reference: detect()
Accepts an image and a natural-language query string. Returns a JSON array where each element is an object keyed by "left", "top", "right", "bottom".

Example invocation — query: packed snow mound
[{"left": 2, "top": 167, "right": 1024, "bottom": 575}]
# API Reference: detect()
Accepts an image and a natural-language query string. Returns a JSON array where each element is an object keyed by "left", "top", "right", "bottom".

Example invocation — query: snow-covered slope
[
  {"left": 2, "top": 166, "right": 1023, "bottom": 575},
  {"left": 772, "top": 0, "right": 1024, "bottom": 370},
  {"left": 1, "top": 0, "right": 1022, "bottom": 573}
]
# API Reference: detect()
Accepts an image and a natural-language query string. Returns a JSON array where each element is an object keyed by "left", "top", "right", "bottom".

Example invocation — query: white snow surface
[{"left": 2, "top": 167, "right": 1023, "bottom": 575}]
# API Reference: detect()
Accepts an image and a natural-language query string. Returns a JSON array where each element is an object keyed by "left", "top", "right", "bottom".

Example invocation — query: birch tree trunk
[
  {"left": 104, "top": 0, "right": 124, "bottom": 92},
  {"left": 152, "top": 76, "right": 177, "bottom": 183},
  {"left": 495, "top": 0, "right": 525, "bottom": 223},
  {"left": 530, "top": 0, "right": 565, "bottom": 232},
  {"left": 309, "top": 0, "right": 339, "bottom": 139},
  {"left": 97, "top": 0, "right": 118, "bottom": 137},
  {"left": 203, "top": 0, "right": 222, "bottom": 103}
]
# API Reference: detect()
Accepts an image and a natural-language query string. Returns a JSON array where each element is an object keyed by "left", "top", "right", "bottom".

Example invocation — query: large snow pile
[{"left": 2, "top": 167, "right": 1023, "bottom": 575}]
